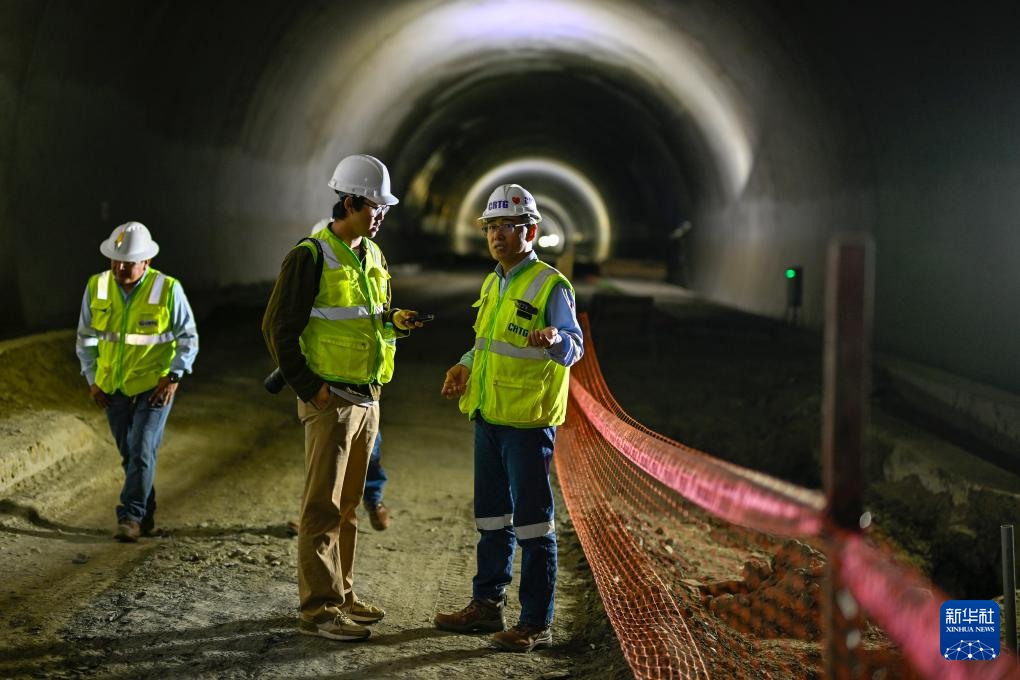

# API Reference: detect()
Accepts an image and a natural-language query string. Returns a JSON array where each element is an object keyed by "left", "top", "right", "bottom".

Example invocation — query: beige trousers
[{"left": 296, "top": 392, "right": 379, "bottom": 621}]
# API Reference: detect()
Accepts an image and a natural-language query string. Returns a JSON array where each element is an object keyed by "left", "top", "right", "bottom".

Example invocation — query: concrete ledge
[{"left": 878, "top": 354, "right": 1020, "bottom": 472}]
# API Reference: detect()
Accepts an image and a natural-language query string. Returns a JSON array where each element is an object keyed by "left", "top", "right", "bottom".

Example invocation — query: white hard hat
[
  {"left": 478, "top": 184, "right": 542, "bottom": 223},
  {"left": 327, "top": 154, "right": 399, "bottom": 205},
  {"left": 99, "top": 221, "right": 159, "bottom": 261}
]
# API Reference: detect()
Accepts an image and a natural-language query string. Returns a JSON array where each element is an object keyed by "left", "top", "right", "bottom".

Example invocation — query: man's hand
[
  {"left": 310, "top": 382, "right": 331, "bottom": 409},
  {"left": 393, "top": 309, "right": 425, "bottom": 331},
  {"left": 89, "top": 384, "right": 110, "bottom": 409},
  {"left": 148, "top": 376, "right": 179, "bottom": 407},
  {"left": 441, "top": 364, "right": 469, "bottom": 400},
  {"left": 527, "top": 326, "right": 560, "bottom": 348}
]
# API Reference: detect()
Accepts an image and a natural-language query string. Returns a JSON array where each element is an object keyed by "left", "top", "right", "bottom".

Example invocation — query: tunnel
[{"left": 2, "top": 1, "right": 1020, "bottom": 677}]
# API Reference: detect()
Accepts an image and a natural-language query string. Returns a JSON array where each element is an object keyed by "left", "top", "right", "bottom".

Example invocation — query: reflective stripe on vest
[
  {"left": 147, "top": 274, "right": 166, "bottom": 304},
  {"left": 474, "top": 336, "right": 547, "bottom": 361},
  {"left": 310, "top": 304, "right": 384, "bottom": 321},
  {"left": 92, "top": 330, "right": 176, "bottom": 346},
  {"left": 97, "top": 270, "right": 111, "bottom": 301}
]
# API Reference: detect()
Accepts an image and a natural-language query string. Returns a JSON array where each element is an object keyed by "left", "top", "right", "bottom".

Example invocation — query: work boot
[
  {"left": 297, "top": 612, "right": 370, "bottom": 641},
  {"left": 140, "top": 514, "right": 156, "bottom": 536},
  {"left": 492, "top": 623, "right": 553, "bottom": 652},
  {"left": 114, "top": 521, "right": 141, "bottom": 543},
  {"left": 364, "top": 501, "right": 390, "bottom": 531},
  {"left": 344, "top": 596, "right": 385, "bottom": 624},
  {"left": 434, "top": 596, "right": 506, "bottom": 633},
  {"left": 286, "top": 519, "right": 300, "bottom": 537}
]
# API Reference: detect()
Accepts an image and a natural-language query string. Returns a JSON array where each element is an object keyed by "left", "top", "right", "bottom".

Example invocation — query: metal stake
[
  {"left": 822, "top": 233, "right": 875, "bottom": 680},
  {"left": 1003, "top": 524, "right": 1017, "bottom": 659}
]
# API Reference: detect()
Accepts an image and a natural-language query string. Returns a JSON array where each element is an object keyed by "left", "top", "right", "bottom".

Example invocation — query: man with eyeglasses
[
  {"left": 75, "top": 221, "right": 199, "bottom": 543},
  {"left": 262, "top": 154, "right": 425, "bottom": 642},
  {"left": 436, "top": 183, "right": 583, "bottom": 652}
]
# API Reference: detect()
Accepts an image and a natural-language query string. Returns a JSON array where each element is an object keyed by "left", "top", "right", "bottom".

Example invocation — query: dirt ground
[
  {"left": 1, "top": 268, "right": 1017, "bottom": 679},
  {"left": 0, "top": 270, "right": 631, "bottom": 680}
]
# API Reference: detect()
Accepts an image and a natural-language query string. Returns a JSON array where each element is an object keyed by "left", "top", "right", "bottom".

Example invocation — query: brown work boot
[
  {"left": 114, "top": 521, "right": 141, "bottom": 543},
  {"left": 364, "top": 501, "right": 390, "bottom": 531},
  {"left": 492, "top": 623, "right": 553, "bottom": 652},
  {"left": 434, "top": 596, "right": 506, "bottom": 633}
]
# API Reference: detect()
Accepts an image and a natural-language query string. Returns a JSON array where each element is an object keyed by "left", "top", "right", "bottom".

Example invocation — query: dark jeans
[
  {"left": 471, "top": 417, "right": 557, "bottom": 628},
  {"left": 363, "top": 432, "right": 386, "bottom": 506},
  {"left": 106, "top": 387, "right": 173, "bottom": 528}
]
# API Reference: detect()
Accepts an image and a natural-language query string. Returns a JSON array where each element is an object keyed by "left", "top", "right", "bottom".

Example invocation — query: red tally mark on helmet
[{"left": 512, "top": 196, "right": 521, "bottom": 204}]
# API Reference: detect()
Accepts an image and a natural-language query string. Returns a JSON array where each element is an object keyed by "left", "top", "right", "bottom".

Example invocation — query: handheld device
[{"left": 410, "top": 313, "right": 435, "bottom": 324}]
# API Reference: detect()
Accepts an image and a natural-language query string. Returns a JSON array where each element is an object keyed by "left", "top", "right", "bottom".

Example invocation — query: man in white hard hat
[
  {"left": 435, "top": 183, "right": 583, "bottom": 652},
  {"left": 262, "top": 154, "right": 426, "bottom": 642},
  {"left": 75, "top": 221, "right": 199, "bottom": 542}
]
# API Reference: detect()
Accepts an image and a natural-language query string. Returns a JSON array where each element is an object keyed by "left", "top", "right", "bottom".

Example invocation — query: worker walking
[
  {"left": 75, "top": 221, "right": 199, "bottom": 542},
  {"left": 262, "top": 154, "right": 425, "bottom": 642},
  {"left": 436, "top": 184, "right": 583, "bottom": 652}
]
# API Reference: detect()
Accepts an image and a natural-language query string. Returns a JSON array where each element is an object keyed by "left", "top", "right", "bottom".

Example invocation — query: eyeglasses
[
  {"left": 481, "top": 221, "right": 530, "bottom": 237},
  {"left": 363, "top": 198, "right": 391, "bottom": 216}
]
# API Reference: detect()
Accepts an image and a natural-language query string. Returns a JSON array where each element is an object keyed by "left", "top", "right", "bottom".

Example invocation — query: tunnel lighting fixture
[{"left": 538, "top": 234, "right": 562, "bottom": 249}]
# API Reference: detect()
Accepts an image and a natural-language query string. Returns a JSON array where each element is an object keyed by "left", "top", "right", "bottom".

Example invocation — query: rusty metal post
[
  {"left": 1003, "top": 524, "right": 1017, "bottom": 659},
  {"left": 822, "top": 233, "right": 874, "bottom": 680}
]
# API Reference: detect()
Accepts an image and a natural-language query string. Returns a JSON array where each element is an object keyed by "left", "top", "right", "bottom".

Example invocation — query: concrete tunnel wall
[{"left": 2, "top": 1, "right": 1020, "bottom": 395}]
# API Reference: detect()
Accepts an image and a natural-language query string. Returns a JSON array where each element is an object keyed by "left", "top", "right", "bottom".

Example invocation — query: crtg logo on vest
[{"left": 506, "top": 321, "right": 529, "bottom": 338}]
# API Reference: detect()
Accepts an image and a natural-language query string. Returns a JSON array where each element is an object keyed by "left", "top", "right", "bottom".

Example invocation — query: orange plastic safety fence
[{"left": 556, "top": 314, "right": 1019, "bottom": 679}]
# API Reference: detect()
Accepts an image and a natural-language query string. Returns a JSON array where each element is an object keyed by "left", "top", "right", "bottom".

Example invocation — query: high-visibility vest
[
  {"left": 87, "top": 268, "right": 177, "bottom": 396},
  {"left": 459, "top": 259, "right": 573, "bottom": 427},
  {"left": 298, "top": 227, "right": 397, "bottom": 385}
]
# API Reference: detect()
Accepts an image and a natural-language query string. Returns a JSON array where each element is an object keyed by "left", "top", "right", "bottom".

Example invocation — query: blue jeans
[
  {"left": 106, "top": 387, "right": 173, "bottom": 527},
  {"left": 363, "top": 432, "right": 386, "bottom": 506},
  {"left": 472, "top": 417, "right": 557, "bottom": 628}
]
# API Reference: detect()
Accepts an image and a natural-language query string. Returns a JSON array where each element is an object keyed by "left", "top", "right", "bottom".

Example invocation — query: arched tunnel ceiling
[
  {"left": 385, "top": 62, "right": 700, "bottom": 262},
  {"left": 4, "top": 0, "right": 1020, "bottom": 394}
]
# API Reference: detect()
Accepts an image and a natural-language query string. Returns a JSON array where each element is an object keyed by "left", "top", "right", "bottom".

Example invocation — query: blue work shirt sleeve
[
  {"left": 75, "top": 285, "right": 98, "bottom": 386},
  {"left": 168, "top": 281, "right": 199, "bottom": 377},
  {"left": 543, "top": 283, "right": 584, "bottom": 367}
]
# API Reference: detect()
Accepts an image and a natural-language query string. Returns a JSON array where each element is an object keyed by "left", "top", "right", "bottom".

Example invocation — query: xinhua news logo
[{"left": 940, "top": 600, "right": 1000, "bottom": 660}]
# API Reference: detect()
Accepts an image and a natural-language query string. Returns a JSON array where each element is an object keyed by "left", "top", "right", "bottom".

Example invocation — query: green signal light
[{"left": 786, "top": 268, "right": 797, "bottom": 279}]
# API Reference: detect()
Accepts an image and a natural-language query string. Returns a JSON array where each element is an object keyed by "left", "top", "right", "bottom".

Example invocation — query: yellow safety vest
[
  {"left": 87, "top": 268, "right": 177, "bottom": 396},
  {"left": 460, "top": 259, "right": 573, "bottom": 427},
  {"left": 298, "top": 227, "right": 397, "bottom": 385}
]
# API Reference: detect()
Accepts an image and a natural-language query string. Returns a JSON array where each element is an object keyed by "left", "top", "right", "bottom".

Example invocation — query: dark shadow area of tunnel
[
  {"left": 0, "top": 616, "right": 307, "bottom": 677},
  {"left": 0, "top": 499, "right": 107, "bottom": 538},
  {"left": 322, "top": 647, "right": 500, "bottom": 680}
]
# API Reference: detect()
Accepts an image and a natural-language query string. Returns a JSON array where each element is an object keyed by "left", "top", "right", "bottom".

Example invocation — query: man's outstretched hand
[{"left": 441, "top": 364, "right": 469, "bottom": 399}]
